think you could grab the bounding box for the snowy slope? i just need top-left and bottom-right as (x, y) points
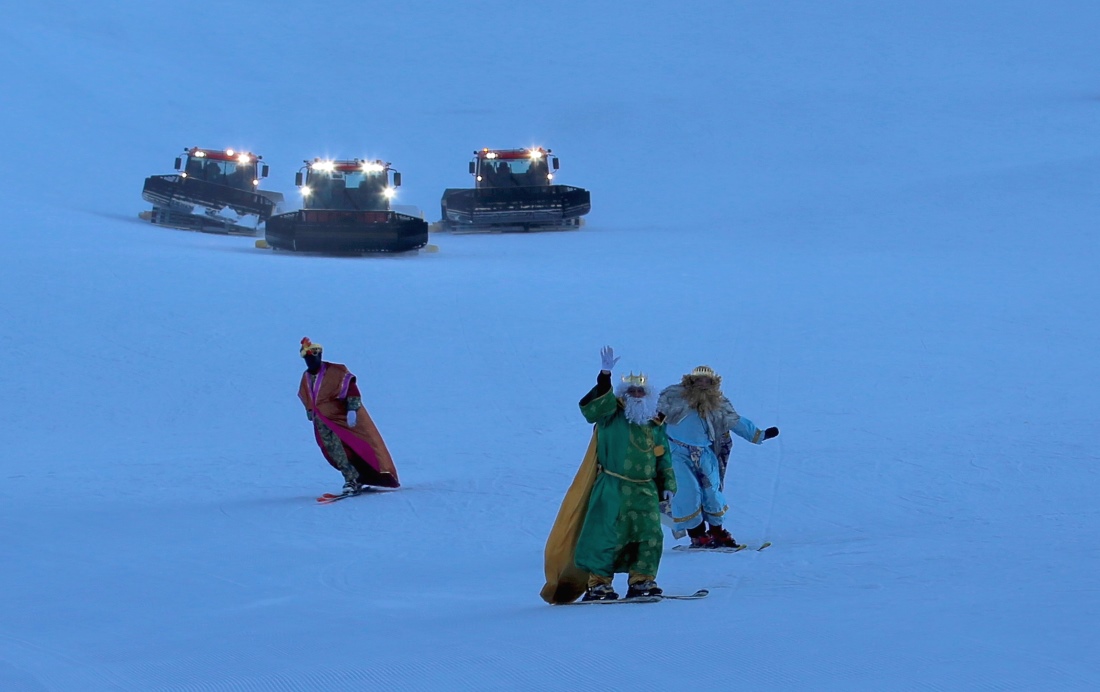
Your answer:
(2, 1), (1099, 690)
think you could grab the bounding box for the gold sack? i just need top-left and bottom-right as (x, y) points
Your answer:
(539, 428), (599, 604)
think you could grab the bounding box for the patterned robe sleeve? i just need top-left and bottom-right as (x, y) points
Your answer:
(580, 389), (618, 425)
(732, 415), (764, 444)
(345, 377), (362, 411)
(298, 374), (313, 420)
(579, 371), (618, 425)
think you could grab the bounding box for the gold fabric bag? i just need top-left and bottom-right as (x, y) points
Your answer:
(539, 428), (599, 604)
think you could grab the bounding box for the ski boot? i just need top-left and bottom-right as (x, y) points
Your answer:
(708, 525), (742, 549)
(582, 583), (619, 602)
(626, 580), (664, 599)
(690, 533), (716, 549)
(342, 480), (362, 496)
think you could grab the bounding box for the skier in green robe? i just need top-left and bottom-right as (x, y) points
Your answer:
(575, 346), (677, 601)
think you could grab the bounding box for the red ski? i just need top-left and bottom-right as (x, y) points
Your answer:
(673, 542), (772, 553)
(315, 488), (381, 504)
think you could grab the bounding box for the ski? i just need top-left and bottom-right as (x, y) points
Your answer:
(315, 488), (377, 504)
(316, 493), (352, 504)
(563, 596), (660, 606)
(673, 542), (771, 553)
(659, 588), (710, 600)
(558, 589), (709, 606)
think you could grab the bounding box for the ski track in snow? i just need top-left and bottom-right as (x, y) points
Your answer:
(0, 634), (130, 692)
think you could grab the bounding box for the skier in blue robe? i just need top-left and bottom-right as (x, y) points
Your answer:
(657, 365), (779, 548)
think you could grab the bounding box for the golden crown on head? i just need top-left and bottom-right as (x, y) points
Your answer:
(621, 372), (647, 387)
(690, 365), (716, 378)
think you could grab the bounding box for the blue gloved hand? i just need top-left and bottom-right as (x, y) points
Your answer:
(347, 409), (358, 427)
(600, 345), (620, 372)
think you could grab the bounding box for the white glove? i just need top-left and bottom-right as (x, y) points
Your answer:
(346, 409), (357, 427)
(662, 490), (674, 503)
(600, 345), (620, 372)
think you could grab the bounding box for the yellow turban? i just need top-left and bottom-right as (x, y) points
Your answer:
(300, 337), (323, 357)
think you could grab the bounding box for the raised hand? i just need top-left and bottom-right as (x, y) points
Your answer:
(600, 345), (620, 372)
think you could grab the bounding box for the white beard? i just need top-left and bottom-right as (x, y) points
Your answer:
(622, 392), (659, 425)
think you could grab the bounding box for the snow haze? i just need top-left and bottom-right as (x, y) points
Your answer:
(1, 2), (1098, 689)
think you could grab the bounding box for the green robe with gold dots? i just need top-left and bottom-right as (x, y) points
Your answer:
(574, 387), (677, 579)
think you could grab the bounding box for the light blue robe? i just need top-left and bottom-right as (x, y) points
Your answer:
(665, 409), (763, 531)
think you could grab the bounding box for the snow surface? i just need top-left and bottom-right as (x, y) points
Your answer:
(2, 1), (1099, 690)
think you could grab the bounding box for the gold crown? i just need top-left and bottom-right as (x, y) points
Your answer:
(690, 365), (716, 378)
(621, 372), (647, 387)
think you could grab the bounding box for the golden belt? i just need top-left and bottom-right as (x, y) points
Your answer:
(597, 465), (651, 484)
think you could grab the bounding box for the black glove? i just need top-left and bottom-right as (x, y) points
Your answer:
(763, 426), (779, 440)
